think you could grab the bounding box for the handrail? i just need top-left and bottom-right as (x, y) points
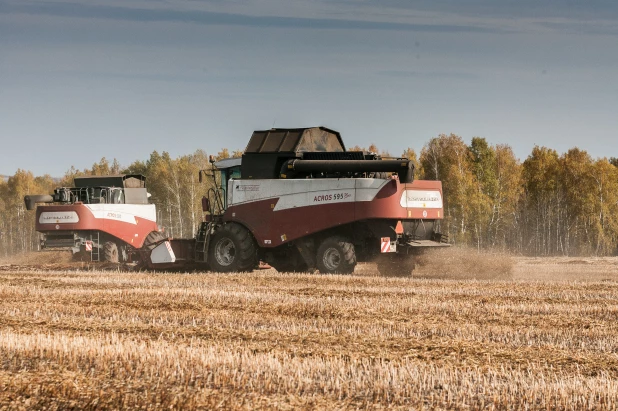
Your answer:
(207, 187), (225, 215)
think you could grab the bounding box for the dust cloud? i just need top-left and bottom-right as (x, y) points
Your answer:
(0, 251), (73, 265)
(414, 247), (513, 280)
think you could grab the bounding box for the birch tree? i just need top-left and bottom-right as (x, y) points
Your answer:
(420, 134), (476, 244)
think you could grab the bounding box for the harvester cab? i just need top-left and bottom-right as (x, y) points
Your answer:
(213, 157), (242, 211)
(198, 157), (242, 221)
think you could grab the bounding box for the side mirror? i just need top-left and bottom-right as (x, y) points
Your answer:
(198, 169), (214, 183)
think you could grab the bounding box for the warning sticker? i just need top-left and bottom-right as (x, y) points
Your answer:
(381, 237), (391, 253)
(380, 237), (397, 253)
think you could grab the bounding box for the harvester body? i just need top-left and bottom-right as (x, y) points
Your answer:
(225, 178), (443, 248)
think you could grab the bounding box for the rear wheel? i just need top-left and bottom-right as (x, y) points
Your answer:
(103, 241), (119, 263)
(208, 223), (258, 273)
(316, 236), (356, 274)
(376, 254), (415, 277)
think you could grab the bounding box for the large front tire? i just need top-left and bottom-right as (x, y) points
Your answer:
(208, 223), (258, 273)
(316, 236), (356, 274)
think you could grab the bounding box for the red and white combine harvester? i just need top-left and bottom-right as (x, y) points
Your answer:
(24, 174), (161, 263)
(26, 127), (449, 275)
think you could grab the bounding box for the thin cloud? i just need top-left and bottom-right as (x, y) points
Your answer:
(1, 2), (505, 34)
(359, 0), (618, 20)
(378, 70), (479, 80)
(537, 21), (618, 35)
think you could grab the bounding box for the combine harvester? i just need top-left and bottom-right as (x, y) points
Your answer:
(26, 127), (449, 275)
(24, 174), (162, 263)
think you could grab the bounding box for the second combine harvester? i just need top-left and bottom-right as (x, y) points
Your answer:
(145, 127), (449, 275)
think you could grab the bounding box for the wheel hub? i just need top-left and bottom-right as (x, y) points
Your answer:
(214, 238), (236, 266)
(322, 247), (341, 271)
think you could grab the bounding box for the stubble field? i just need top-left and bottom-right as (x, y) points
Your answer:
(1, 251), (618, 409)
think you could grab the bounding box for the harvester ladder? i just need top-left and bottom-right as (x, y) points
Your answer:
(90, 232), (100, 262)
(194, 222), (213, 263)
(207, 187), (225, 215)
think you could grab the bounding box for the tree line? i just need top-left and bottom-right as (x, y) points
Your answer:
(410, 135), (618, 256)
(1, 136), (617, 257)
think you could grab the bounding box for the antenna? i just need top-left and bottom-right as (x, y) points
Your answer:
(272, 119), (277, 128)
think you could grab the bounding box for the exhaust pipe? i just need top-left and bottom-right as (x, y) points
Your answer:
(24, 195), (54, 211)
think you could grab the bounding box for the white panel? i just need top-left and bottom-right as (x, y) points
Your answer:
(274, 186), (355, 211)
(39, 211), (79, 224)
(229, 178), (388, 211)
(86, 204), (157, 224)
(355, 178), (390, 201)
(400, 190), (443, 209)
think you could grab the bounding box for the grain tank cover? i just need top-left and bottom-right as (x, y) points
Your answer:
(240, 126), (414, 183)
(242, 127), (347, 179)
(245, 127), (345, 154)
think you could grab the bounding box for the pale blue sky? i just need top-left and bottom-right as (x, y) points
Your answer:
(1, 0), (617, 176)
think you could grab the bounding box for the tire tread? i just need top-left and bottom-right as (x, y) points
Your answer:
(316, 236), (356, 274)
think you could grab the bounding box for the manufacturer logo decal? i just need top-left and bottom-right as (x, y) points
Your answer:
(235, 184), (260, 192)
(39, 211), (79, 224)
(400, 190), (443, 209)
(313, 192), (352, 202)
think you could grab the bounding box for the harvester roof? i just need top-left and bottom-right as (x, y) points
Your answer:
(74, 174), (146, 189)
(214, 157), (242, 170)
